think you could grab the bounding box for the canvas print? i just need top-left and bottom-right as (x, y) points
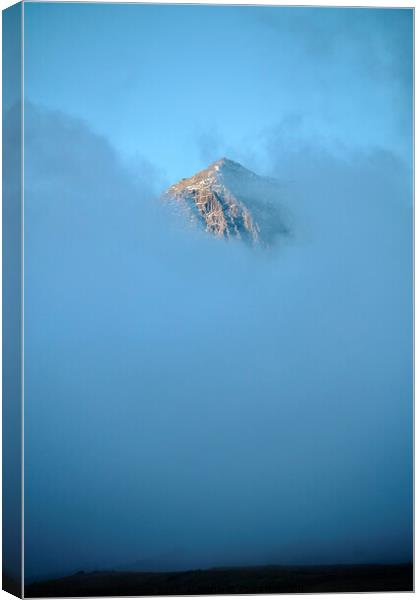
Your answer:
(2, 2), (413, 597)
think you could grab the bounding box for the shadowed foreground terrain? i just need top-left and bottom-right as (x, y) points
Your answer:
(25, 563), (413, 597)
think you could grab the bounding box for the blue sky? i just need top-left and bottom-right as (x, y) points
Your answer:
(22, 3), (413, 581)
(24, 4), (413, 182)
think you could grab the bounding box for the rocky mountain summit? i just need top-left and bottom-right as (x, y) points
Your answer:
(164, 158), (289, 245)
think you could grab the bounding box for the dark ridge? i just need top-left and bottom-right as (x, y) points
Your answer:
(25, 563), (413, 597)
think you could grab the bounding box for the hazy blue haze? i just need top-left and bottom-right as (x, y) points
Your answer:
(23, 4), (412, 580)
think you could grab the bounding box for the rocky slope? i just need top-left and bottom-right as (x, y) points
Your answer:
(163, 158), (289, 245)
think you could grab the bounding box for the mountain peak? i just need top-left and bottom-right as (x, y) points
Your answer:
(164, 159), (289, 245)
(211, 156), (240, 168)
(209, 157), (256, 177)
(212, 156), (231, 167)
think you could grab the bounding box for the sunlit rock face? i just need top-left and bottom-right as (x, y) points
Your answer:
(164, 158), (289, 245)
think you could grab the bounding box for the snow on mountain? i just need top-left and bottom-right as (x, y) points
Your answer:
(163, 158), (290, 245)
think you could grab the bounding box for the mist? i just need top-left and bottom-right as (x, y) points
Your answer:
(23, 103), (412, 581)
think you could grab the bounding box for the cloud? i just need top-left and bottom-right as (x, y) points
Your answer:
(257, 7), (412, 81)
(22, 103), (412, 580)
